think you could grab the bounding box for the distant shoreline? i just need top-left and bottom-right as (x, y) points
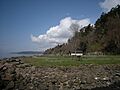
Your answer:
(0, 51), (43, 59)
(11, 51), (43, 54)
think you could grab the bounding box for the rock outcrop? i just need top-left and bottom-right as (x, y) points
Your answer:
(0, 57), (120, 90)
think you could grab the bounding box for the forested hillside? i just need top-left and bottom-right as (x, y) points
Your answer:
(44, 5), (120, 55)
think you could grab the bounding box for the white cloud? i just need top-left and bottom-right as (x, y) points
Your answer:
(99, 0), (120, 12)
(31, 17), (90, 50)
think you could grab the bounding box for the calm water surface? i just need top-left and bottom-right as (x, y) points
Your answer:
(0, 52), (40, 59)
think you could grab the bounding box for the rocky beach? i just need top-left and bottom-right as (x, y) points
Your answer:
(0, 57), (120, 90)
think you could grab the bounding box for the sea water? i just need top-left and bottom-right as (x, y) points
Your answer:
(0, 52), (40, 59)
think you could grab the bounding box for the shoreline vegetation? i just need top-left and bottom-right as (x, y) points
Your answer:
(22, 55), (120, 67)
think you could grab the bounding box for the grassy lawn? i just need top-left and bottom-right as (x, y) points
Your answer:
(22, 55), (120, 67)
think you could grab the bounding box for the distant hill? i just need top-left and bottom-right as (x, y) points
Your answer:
(44, 5), (120, 55)
(12, 51), (43, 54)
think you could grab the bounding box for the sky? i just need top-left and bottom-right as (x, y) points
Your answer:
(0, 0), (120, 52)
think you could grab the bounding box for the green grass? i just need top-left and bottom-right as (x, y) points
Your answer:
(22, 55), (120, 67)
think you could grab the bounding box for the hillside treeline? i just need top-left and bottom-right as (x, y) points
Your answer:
(44, 5), (120, 55)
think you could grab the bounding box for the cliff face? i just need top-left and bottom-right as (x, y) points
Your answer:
(44, 5), (120, 55)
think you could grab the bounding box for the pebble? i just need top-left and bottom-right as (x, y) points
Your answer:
(94, 77), (98, 80)
(103, 77), (109, 81)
